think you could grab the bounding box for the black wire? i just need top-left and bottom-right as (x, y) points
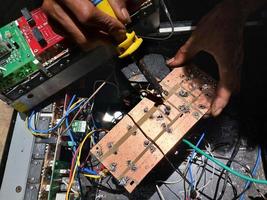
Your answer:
(196, 158), (208, 188)
(138, 0), (174, 40)
(213, 156), (256, 200)
(213, 138), (241, 200)
(191, 159), (238, 198)
(77, 171), (85, 200)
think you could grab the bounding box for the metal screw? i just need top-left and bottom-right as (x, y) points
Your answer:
(110, 162), (117, 172)
(143, 107), (149, 113)
(127, 160), (137, 171)
(178, 90), (189, 97)
(163, 90), (169, 96)
(15, 186), (22, 193)
(39, 76), (44, 81)
(34, 161), (38, 165)
(156, 114), (163, 120)
(30, 186), (34, 190)
(107, 142), (113, 149)
(19, 89), (23, 94)
(118, 177), (129, 186)
(144, 140), (150, 147)
(193, 112), (200, 119)
(96, 149), (103, 157)
(166, 127), (172, 134)
(161, 123), (167, 129)
(164, 108), (170, 116)
(178, 105), (190, 113)
(201, 84), (209, 90)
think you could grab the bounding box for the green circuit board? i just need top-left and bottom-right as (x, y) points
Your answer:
(0, 21), (38, 92)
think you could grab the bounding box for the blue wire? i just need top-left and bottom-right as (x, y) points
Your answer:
(240, 146), (262, 200)
(28, 97), (86, 133)
(188, 133), (205, 191)
(79, 167), (98, 175)
(66, 95), (77, 152)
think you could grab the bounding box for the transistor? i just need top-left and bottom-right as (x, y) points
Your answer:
(21, 8), (36, 27)
(32, 27), (47, 47)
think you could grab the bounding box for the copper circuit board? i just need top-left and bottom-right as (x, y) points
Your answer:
(90, 65), (216, 193)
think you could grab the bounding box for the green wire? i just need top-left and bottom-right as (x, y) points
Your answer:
(182, 139), (267, 185)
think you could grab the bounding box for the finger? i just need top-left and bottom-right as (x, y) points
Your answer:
(62, 0), (126, 42)
(210, 62), (236, 117)
(42, 1), (90, 48)
(211, 81), (232, 117)
(108, 0), (131, 24)
(167, 36), (200, 67)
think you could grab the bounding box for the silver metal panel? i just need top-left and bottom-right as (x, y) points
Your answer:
(0, 113), (34, 200)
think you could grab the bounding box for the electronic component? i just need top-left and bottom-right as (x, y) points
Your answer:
(91, 65), (216, 192)
(0, 21), (39, 93)
(71, 120), (87, 133)
(0, 8), (115, 112)
(17, 8), (64, 56)
(48, 161), (69, 200)
(21, 8), (36, 27)
(32, 27), (47, 47)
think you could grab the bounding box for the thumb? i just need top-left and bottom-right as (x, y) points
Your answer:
(167, 36), (200, 67)
(108, 0), (131, 24)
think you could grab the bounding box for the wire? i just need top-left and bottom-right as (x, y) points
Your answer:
(82, 174), (102, 179)
(214, 138), (241, 200)
(65, 95), (78, 152)
(61, 81), (107, 135)
(188, 133), (205, 191)
(156, 184), (166, 200)
(239, 146), (262, 200)
(66, 130), (98, 200)
(182, 139), (267, 185)
(138, 0), (174, 41)
(197, 151), (215, 192)
(27, 98), (85, 134)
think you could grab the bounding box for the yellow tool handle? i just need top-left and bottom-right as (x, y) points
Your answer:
(94, 0), (143, 58)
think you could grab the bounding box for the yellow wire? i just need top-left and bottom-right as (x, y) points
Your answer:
(26, 98), (84, 137)
(65, 130), (97, 200)
(82, 174), (102, 179)
(25, 116), (49, 137)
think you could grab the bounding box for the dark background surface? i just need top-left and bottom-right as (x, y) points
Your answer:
(1, 0), (267, 199)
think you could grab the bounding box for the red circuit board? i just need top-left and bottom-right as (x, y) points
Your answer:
(17, 8), (64, 55)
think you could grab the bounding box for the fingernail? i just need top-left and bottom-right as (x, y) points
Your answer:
(121, 8), (131, 23)
(166, 58), (175, 65)
(213, 108), (223, 116)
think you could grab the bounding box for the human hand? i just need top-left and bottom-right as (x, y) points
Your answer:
(42, 0), (131, 49)
(167, 0), (245, 117)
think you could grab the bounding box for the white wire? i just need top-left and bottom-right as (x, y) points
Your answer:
(197, 150), (215, 191)
(138, 0), (174, 40)
(156, 184), (166, 200)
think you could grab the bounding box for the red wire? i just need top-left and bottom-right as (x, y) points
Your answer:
(69, 146), (80, 180)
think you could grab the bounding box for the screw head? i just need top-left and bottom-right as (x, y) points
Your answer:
(15, 186), (22, 193)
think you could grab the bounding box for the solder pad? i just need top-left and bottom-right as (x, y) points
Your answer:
(90, 65), (216, 193)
